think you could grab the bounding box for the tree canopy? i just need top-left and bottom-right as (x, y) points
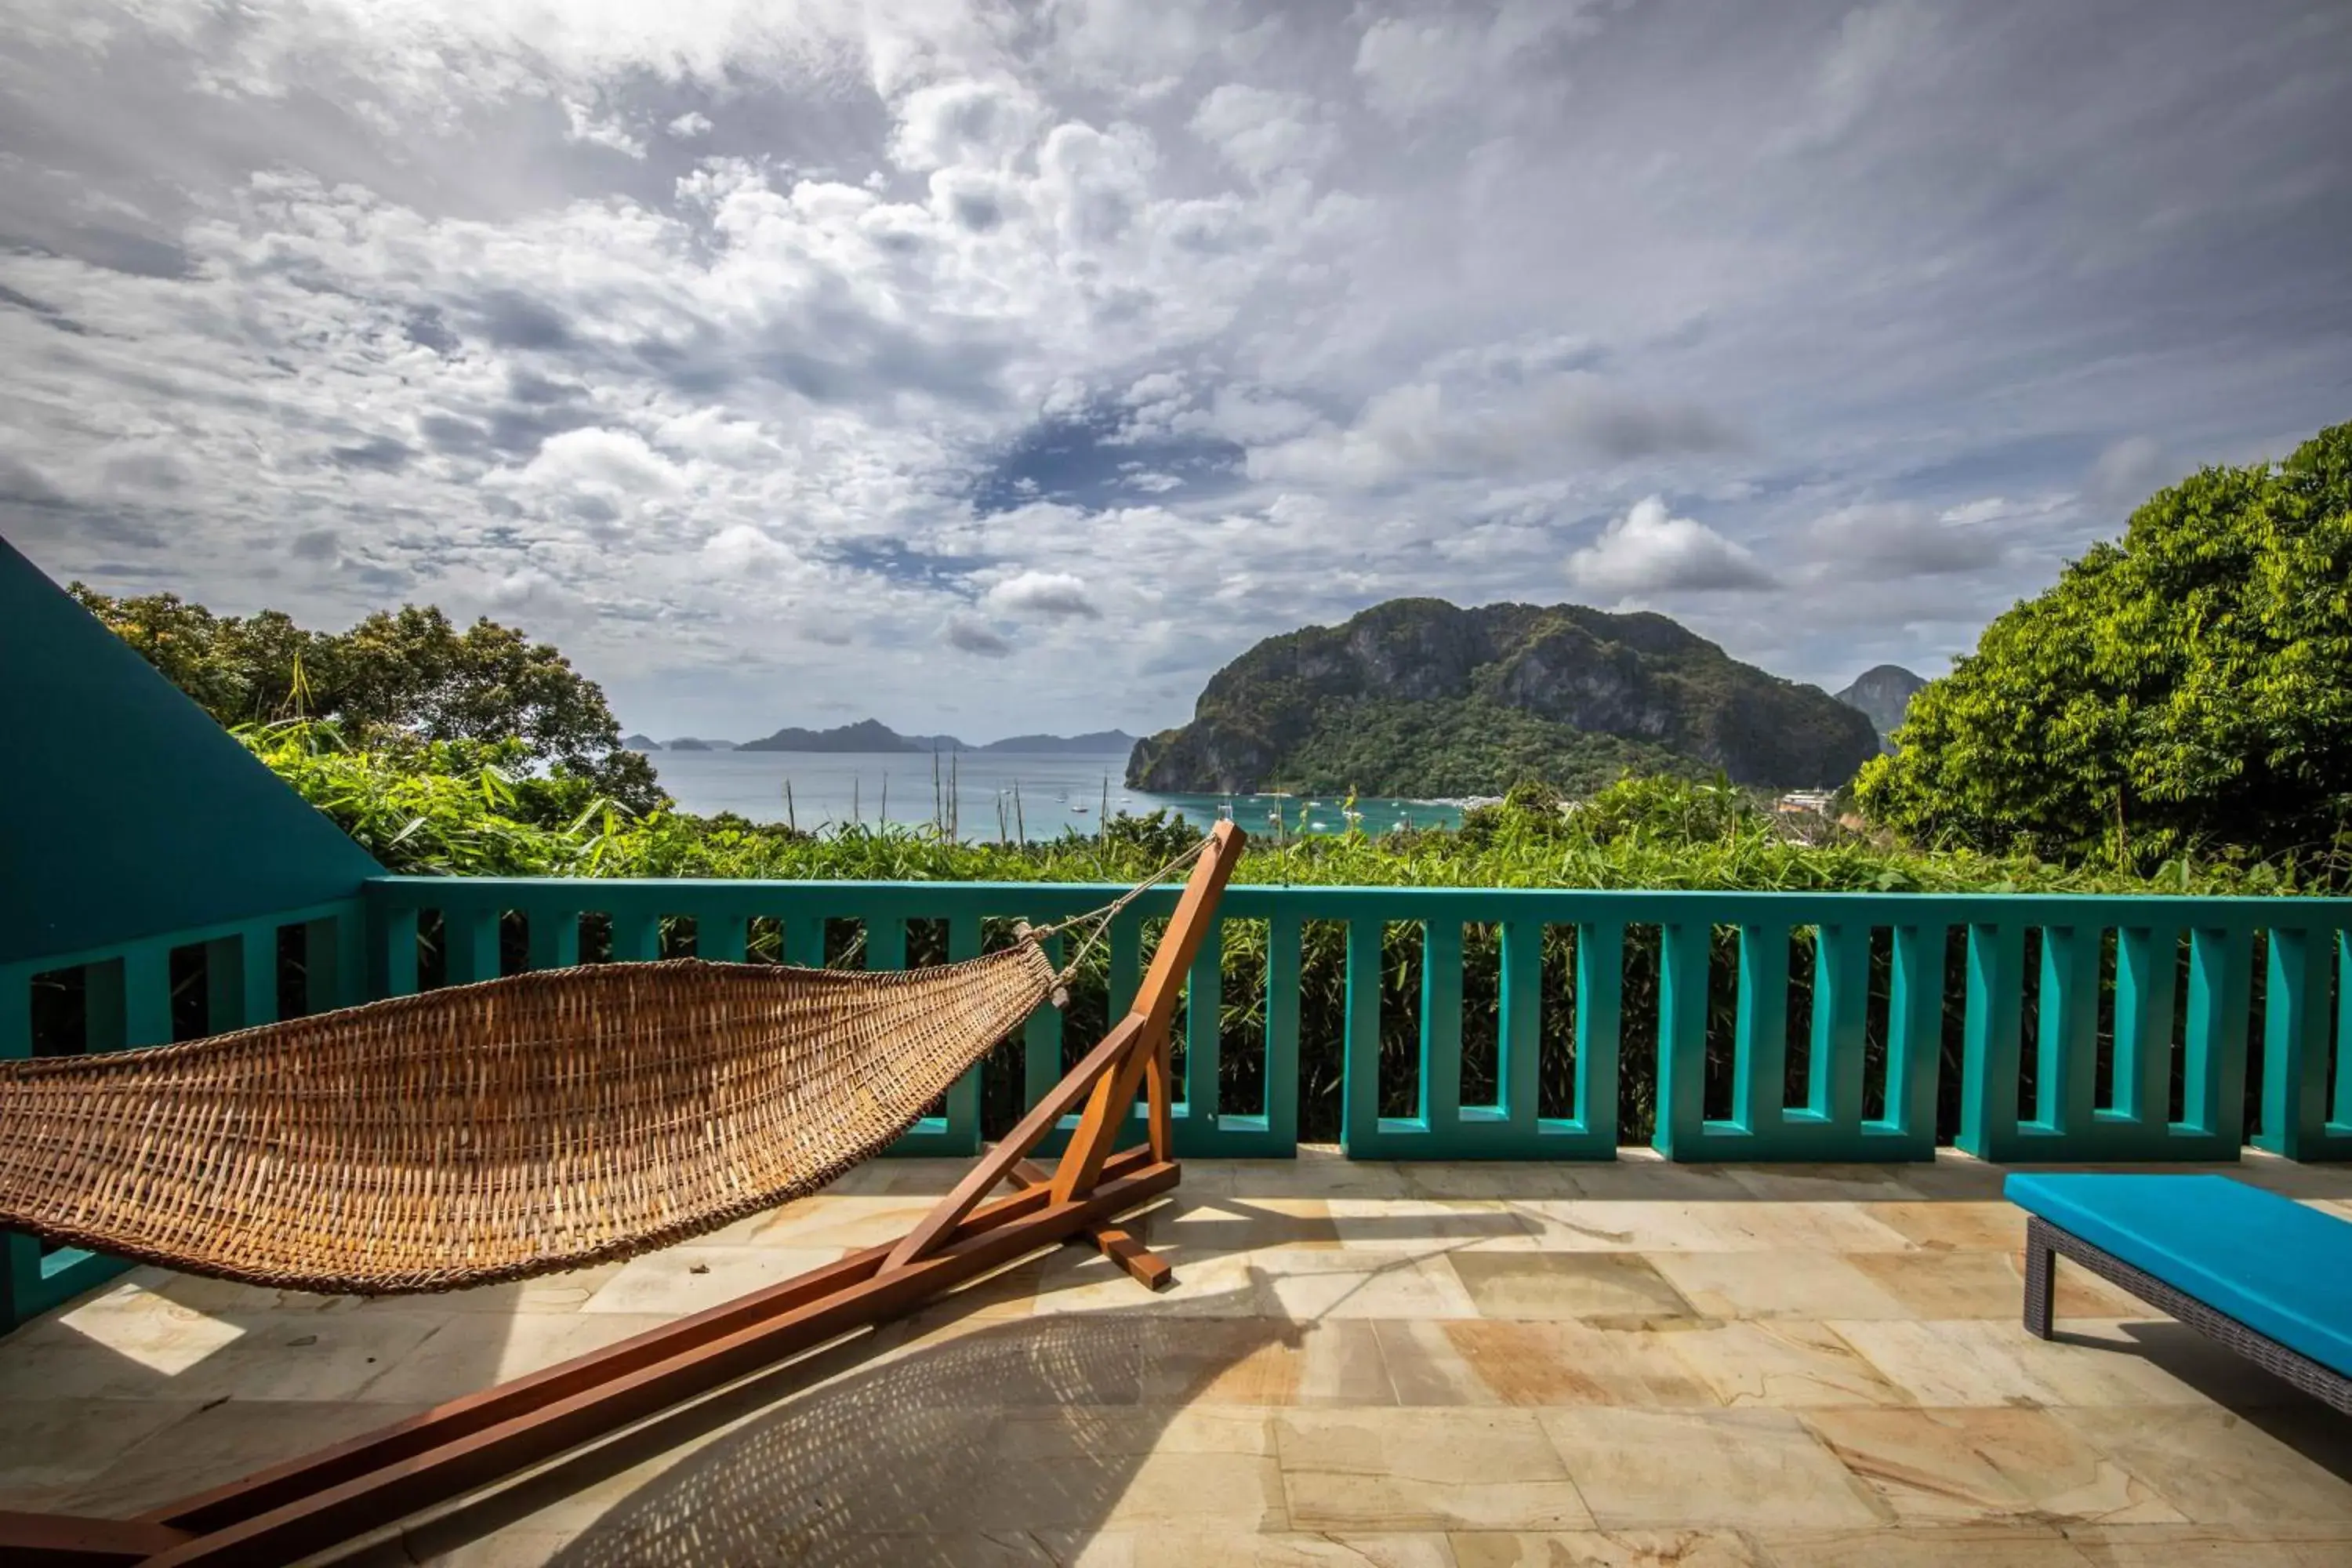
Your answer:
(1857, 421), (2352, 866)
(69, 589), (668, 817)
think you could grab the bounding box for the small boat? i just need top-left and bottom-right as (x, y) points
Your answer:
(1071, 803), (1090, 814)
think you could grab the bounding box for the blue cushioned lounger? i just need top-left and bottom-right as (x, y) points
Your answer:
(2006, 1172), (2352, 1412)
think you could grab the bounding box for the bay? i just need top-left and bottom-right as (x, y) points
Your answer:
(642, 748), (1468, 840)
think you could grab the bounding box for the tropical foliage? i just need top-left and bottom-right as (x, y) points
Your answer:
(1857, 422), (2352, 867)
(1272, 695), (1703, 797)
(238, 722), (2316, 1145)
(70, 588), (666, 814)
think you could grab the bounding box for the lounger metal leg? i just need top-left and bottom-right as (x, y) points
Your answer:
(2023, 1216), (2056, 1338)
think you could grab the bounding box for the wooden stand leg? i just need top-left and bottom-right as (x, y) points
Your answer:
(1010, 1161), (1176, 1290)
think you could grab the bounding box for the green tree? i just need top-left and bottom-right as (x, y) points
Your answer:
(71, 588), (668, 816)
(1856, 421), (2352, 865)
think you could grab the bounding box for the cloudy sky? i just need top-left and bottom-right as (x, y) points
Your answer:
(4, 1), (2348, 742)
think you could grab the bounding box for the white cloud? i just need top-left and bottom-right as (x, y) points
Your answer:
(1189, 84), (1338, 183)
(943, 612), (1014, 656)
(1566, 497), (1775, 595)
(1801, 500), (2008, 579)
(521, 429), (688, 495)
(1249, 377), (1740, 488)
(1354, 1), (1607, 122)
(561, 98), (648, 158)
(3, 1), (2343, 739)
(985, 570), (1102, 619)
(888, 78), (1047, 173)
(1043, 0), (1226, 101)
(701, 523), (797, 575)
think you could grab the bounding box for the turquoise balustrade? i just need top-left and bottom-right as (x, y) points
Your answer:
(7, 880), (2350, 1332)
(0, 900), (368, 1326)
(361, 880), (2352, 1165)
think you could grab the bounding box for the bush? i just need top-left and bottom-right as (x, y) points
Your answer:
(1857, 422), (2352, 870)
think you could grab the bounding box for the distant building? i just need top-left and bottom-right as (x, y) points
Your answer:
(1775, 789), (1837, 815)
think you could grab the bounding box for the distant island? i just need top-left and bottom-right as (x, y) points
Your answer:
(739, 720), (931, 753)
(662, 737), (737, 752)
(1834, 665), (1927, 750)
(732, 720), (1135, 754)
(975, 730), (1137, 755)
(1127, 597), (1882, 797)
(622, 734), (660, 751)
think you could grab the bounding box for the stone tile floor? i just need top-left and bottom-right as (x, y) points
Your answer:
(3, 1148), (2350, 1566)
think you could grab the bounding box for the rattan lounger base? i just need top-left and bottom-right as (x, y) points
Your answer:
(2024, 1214), (2352, 1414)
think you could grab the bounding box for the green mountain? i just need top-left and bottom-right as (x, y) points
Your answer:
(1127, 598), (1882, 796)
(1834, 664), (1927, 744)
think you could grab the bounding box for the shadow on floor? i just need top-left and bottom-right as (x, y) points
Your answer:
(383, 1275), (1286, 1568)
(2060, 1318), (2352, 1482)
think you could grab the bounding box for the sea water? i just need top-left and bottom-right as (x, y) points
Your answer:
(643, 749), (1468, 840)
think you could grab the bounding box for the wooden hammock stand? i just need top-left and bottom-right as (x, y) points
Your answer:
(2, 822), (1244, 1568)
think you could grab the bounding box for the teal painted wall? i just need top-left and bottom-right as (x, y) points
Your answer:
(0, 536), (383, 966)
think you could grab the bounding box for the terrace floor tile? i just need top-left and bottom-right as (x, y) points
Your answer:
(2, 1154), (2345, 1566)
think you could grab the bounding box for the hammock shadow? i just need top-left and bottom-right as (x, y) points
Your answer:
(396, 1273), (1290, 1567)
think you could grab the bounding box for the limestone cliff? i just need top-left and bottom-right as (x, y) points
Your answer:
(1127, 599), (1882, 795)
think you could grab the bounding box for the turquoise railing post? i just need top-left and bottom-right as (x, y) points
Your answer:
(372, 902), (419, 1001)
(1650, 921), (1711, 1160)
(1174, 918), (1223, 1154)
(2256, 926), (2351, 1160)
(934, 913), (985, 1155)
(1733, 924), (1788, 1140)
(1022, 930), (1068, 1156)
(2179, 926), (2250, 1152)
(525, 908), (580, 971)
(2111, 924), (2180, 1137)
(697, 908), (750, 964)
(2034, 927), (2100, 1137)
(609, 909), (662, 963)
(1882, 924), (1944, 1151)
(1339, 916), (1386, 1155)
(2336, 931), (2352, 1134)
(294, 907), (364, 1011)
(1496, 919), (1541, 1132)
(78, 955), (126, 1054)
(445, 908), (502, 985)
(122, 942), (173, 1047)
(202, 935), (241, 1034)
(1568, 921), (1622, 1153)
(1807, 922), (1870, 1131)
(1957, 922), (2025, 1161)
(1108, 915), (1142, 1018)
(780, 914), (823, 968)
(241, 924), (280, 1029)
(1259, 912), (1302, 1157)
(1421, 919), (1463, 1134)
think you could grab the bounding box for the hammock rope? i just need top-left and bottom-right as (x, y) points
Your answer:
(1019, 830), (1216, 1003)
(0, 833), (1224, 1297)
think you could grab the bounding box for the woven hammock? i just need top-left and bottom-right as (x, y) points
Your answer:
(0, 943), (1057, 1296)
